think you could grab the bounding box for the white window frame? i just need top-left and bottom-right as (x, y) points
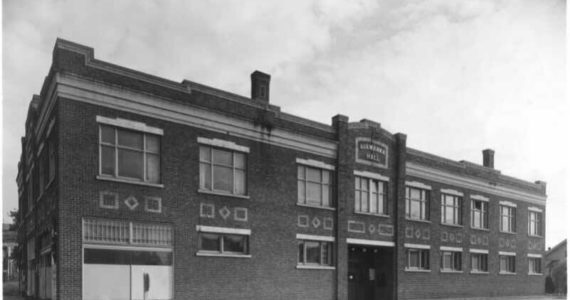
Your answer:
(528, 256), (542, 275)
(199, 143), (248, 197)
(528, 210), (542, 237)
(296, 234), (335, 269)
(470, 198), (489, 230)
(297, 163), (333, 209)
(405, 186), (430, 221)
(499, 253), (516, 274)
(441, 193), (462, 226)
(196, 226), (251, 258)
(354, 175), (388, 216)
(500, 205), (516, 233)
(440, 249), (462, 272)
(405, 244), (430, 272)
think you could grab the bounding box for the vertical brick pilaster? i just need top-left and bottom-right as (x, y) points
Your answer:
(393, 133), (407, 300)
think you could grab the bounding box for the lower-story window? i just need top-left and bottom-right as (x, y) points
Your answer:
(470, 253), (488, 272)
(297, 240), (333, 267)
(528, 257), (542, 274)
(196, 225), (251, 257)
(441, 250), (462, 272)
(406, 247), (430, 271)
(499, 254), (516, 274)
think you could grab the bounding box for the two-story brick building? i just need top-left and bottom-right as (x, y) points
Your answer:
(17, 39), (547, 300)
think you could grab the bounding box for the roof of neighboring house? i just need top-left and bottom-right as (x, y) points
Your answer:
(546, 239), (567, 258)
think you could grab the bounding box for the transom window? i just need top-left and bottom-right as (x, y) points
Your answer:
(471, 200), (488, 229)
(199, 146), (247, 195)
(406, 248), (430, 270)
(199, 233), (249, 255)
(355, 176), (387, 215)
(405, 187), (429, 220)
(500, 206), (516, 233)
(441, 194), (462, 225)
(297, 165), (332, 207)
(471, 253), (488, 272)
(528, 211), (542, 236)
(441, 251), (462, 271)
(99, 125), (161, 183)
(499, 255), (516, 274)
(297, 240), (333, 267)
(528, 257), (542, 274)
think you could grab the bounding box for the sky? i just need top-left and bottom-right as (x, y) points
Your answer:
(2, 0), (567, 248)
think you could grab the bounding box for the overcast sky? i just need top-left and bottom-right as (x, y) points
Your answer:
(2, 0), (566, 248)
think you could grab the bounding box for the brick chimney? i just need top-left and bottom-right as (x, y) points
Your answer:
(251, 71), (270, 102)
(482, 149), (494, 168)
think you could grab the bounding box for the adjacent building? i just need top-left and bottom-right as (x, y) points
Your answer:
(17, 39), (547, 300)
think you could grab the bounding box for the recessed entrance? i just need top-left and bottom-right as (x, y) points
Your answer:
(348, 245), (394, 300)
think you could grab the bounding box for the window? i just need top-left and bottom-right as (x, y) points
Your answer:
(471, 199), (488, 229)
(355, 176), (387, 215)
(405, 187), (429, 220)
(298, 240), (333, 267)
(297, 165), (332, 207)
(200, 146), (247, 195)
(441, 251), (462, 271)
(528, 211), (542, 236)
(199, 233), (249, 255)
(48, 139), (56, 182)
(470, 253), (488, 272)
(406, 248), (430, 270)
(499, 255), (516, 274)
(500, 205), (516, 233)
(528, 257), (542, 274)
(99, 125), (161, 183)
(83, 218), (173, 246)
(441, 194), (462, 225)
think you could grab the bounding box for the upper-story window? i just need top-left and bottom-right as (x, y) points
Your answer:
(405, 185), (430, 221)
(500, 204), (516, 233)
(355, 176), (387, 215)
(99, 125), (161, 184)
(199, 146), (247, 195)
(441, 192), (462, 226)
(471, 197), (489, 230)
(297, 160), (333, 208)
(528, 210), (542, 236)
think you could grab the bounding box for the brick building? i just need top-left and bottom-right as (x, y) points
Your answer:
(17, 39), (547, 300)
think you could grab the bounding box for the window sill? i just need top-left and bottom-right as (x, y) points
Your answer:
(499, 231), (517, 235)
(296, 265), (335, 270)
(528, 273), (543, 276)
(354, 212), (390, 218)
(499, 272), (517, 275)
(470, 271), (489, 275)
(528, 234), (543, 238)
(96, 176), (164, 188)
(440, 223), (463, 228)
(404, 268), (431, 273)
(405, 218), (431, 224)
(296, 203), (336, 211)
(470, 227), (490, 232)
(196, 251), (251, 258)
(440, 270), (463, 274)
(197, 189), (250, 199)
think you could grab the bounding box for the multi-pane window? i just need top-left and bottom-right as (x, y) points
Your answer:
(441, 251), (462, 271)
(297, 240), (333, 267)
(406, 248), (430, 270)
(200, 146), (247, 195)
(500, 205), (516, 233)
(355, 176), (387, 215)
(499, 255), (516, 273)
(441, 194), (462, 225)
(528, 211), (542, 236)
(470, 253), (488, 272)
(405, 187), (429, 220)
(83, 218), (173, 247)
(99, 125), (161, 183)
(199, 233), (249, 255)
(528, 257), (542, 274)
(297, 165), (332, 207)
(471, 200), (488, 229)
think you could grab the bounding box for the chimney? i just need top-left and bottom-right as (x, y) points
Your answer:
(251, 71), (270, 102)
(482, 149), (494, 168)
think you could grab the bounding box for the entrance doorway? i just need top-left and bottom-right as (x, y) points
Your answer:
(348, 245), (394, 300)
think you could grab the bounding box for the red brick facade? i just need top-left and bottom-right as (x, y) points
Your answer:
(17, 39), (547, 300)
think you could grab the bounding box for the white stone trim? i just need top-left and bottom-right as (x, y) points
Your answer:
(405, 181), (432, 190)
(404, 243), (431, 249)
(296, 158), (335, 171)
(528, 206), (543, 213)
(347, 238), (394, 247)
(440, 189), (463, 197)
(196, 225), (251, 235)
(195, 252), (252, 258)
(499, 251), (516, 256)
(353, 170), (390, 182)
(96, 115), (163, 135)
(527, 253), (542, 258)
(470, 194), (489, 202)
(296, 234), (335, 242)
(296, 265), (336, 270)
(197, 137), (250, 153)
(406, 162), (546, 204)
(499, 201), (517, 208)
(83, 244), (172, 252)
(440, 246), (463, 252)
(469, 248), (489, 254)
